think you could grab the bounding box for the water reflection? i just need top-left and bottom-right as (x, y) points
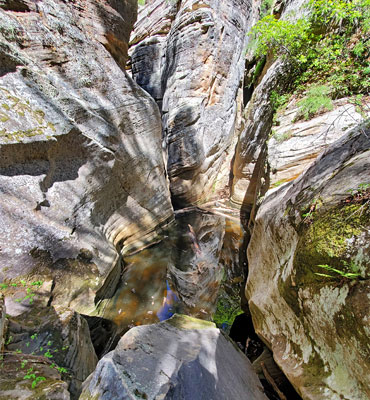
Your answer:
(169, 211), (225, 319)
(99, 209), (242, 335)
(157, 280), (180, 321)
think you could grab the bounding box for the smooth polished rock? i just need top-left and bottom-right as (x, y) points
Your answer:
(0, 0), (173, 313)
(130, 0), (256, 207)
(80, 314), (268, 400)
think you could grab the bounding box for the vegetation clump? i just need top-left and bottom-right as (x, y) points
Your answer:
(315, 262), (362, 280)
(295, 85), (333, 120)
(250, 0), (370, 118)
(0, 280), (71, 390)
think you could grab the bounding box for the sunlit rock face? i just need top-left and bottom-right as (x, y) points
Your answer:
(231, 60), (288, 208)
(0, 0), (173, 313)
(247, 127), (370, 399)
(80, 314), (268, 400)
(230, 0), (306, 209)
(268, 96), (370, 188)
(130, 0), (256, 207)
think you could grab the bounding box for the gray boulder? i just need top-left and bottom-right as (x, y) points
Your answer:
(80, 314), (268, 400)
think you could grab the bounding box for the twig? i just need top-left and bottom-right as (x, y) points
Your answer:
(261, 361), (287, 400)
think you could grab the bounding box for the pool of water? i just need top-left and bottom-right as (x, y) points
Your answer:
(98, 208), (244, 336)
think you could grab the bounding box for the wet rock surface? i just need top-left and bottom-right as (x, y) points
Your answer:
(247, 127), (370, 399)
(96, 210), (229, 336)
(80, 314), (268, 400)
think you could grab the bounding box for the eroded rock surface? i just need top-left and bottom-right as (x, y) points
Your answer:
(0, 353), (70, 400)
(268, 96), (370, 187)
(80, 314), (268, 400)
(231, 60), (288, 208)
(6, 305), (97, 398)
(0, 0), (173, 313)
(130, 0), (255, 207)
(247, 126), (370, 399)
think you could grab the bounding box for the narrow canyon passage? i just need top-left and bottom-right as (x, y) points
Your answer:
(0, 0), (369, 399)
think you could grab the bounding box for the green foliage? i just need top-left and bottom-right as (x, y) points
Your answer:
(309, 0), (370, 30)
(272, 131), (293, 143)
(138, 0), (145, 5)
(260, 0), (274, 18)
(272, 179), (288, 188)
(270, 90), (291, 112)
(23, 368), (46, 389)
(315, 262), (361, 279)
(0, 280), (43, 305)
(347, 182), (370, 196)
(249, 15), (311, 59)
(296, 85), (333, 120)
(250, 0), (370, 100)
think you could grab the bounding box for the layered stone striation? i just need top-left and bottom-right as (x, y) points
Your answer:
(0, 0), (173, 313)
(130, 0), (254, 207)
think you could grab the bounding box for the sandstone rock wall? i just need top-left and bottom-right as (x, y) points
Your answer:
(231, 60), (289, 208)
(130, 0), (256, 207)
(0, 0), (173, 314)
(268, 96), (370, 187)
(247, 126), (370, 399)
(0, 294), (5, 350)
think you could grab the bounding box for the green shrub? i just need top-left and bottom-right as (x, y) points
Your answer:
(249, 15), (311, 59)
(273, 130), (293, 143)
(249, 0), (370, 100)
(260, 0), (274, 18)
(296, 85), (333, 120)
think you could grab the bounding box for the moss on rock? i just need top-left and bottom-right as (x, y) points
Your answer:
(294, 201), (369, 285)
(166, 314), (215, 330)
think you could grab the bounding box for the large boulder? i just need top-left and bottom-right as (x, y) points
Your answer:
(130, 0), (257, 207)
(246, 126), (370, 399)
(80, 314), (268, 400)
(0, 0), (173, 314)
